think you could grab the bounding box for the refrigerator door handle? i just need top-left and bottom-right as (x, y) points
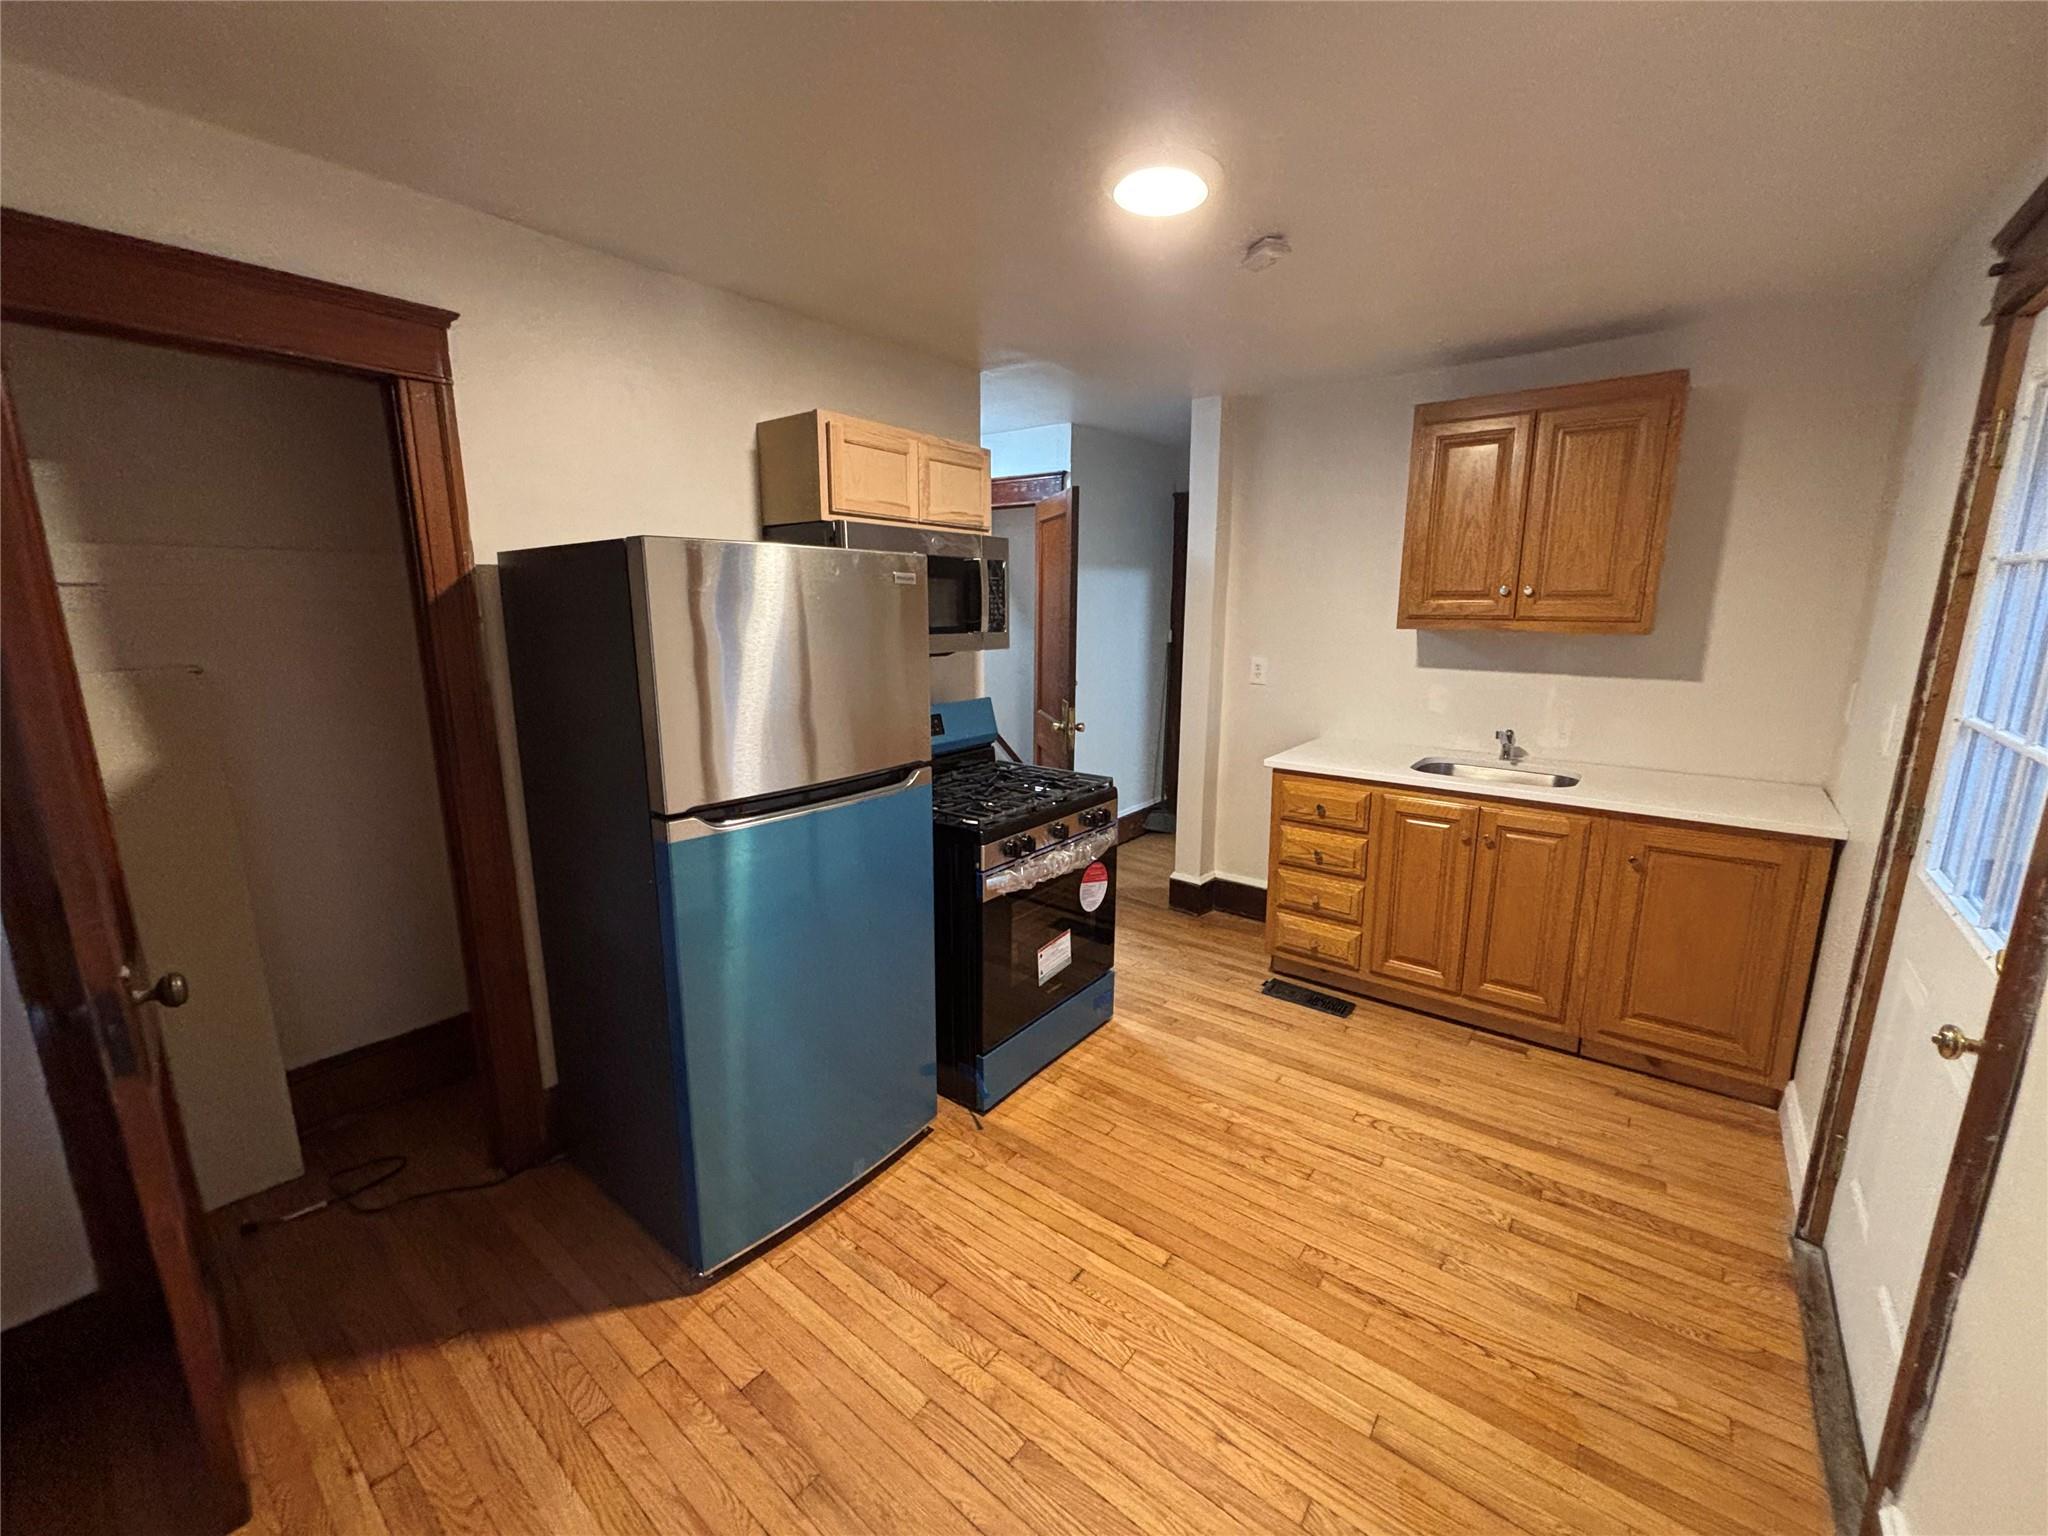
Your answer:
(662, 766), (931, 843)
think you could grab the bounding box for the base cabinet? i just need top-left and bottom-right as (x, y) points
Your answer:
(1264, 770), (1831, 1103)
(1581, 822), (1830, 1095)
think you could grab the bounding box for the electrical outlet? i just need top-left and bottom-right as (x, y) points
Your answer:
(1249, 656), (1269, 686)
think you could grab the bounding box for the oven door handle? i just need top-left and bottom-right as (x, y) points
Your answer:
(981, 825), (1117, 902)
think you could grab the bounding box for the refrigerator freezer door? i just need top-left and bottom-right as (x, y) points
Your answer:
(655, 773), (937, 1272)
(629, 537), (930, 815)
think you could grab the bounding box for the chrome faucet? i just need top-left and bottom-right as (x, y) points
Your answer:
(1495, 728), (1525, 764)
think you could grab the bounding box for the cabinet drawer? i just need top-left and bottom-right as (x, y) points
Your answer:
(1276, 823), (1368, 878)
(1275, 775), (1371, 831)
(1271, 868), (1366, 926)
(1272, 911), (1364, 972)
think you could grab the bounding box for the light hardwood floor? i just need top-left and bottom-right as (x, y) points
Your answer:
(73, 834), (1837, 1534)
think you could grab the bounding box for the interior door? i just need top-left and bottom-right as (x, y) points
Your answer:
(1033, 488), (1080, 769)
(1397, 413), (1529, 623)
(0, 382), (247, 1530)
(1827, 344), (2048, 1455)
(1514, 393), (1674, 625)
(1367, 792), (1478, 993)
(1461, 804), (1590, 1036)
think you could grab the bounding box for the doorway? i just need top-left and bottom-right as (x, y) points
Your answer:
(3, 325), (476, 1213)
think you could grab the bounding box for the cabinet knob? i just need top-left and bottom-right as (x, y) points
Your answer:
(1523, 585), (1535, 597)
(1315, 803), (1326, 817)
(1628, 854), (1644, 872)
(1310, 896), (1322, 909)
(1496, 584), (1510, 597)
(1483, 834), (1495, 849)
(1312, 850), (1324, 864)
(1931, 1024), (1986, 1060)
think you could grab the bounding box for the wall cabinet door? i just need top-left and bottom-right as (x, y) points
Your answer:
(1461, 805), (1590, 1027)
(825, 418), (918, 521)
(1367, 792), (1478, 993)
(1397, 413), (1530, 623)
(1583, 822), (1824, 1086)
(919, 439), (991, 529)
(1514, 392), (1677, 626)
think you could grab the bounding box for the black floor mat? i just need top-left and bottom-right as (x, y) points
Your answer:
(1260, 978), (1356, 1018)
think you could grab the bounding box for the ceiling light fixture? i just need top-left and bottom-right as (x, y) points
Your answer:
(1111, 164), (1210, 217)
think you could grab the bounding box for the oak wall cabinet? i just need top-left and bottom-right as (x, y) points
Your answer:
(1397, 370), (1688, 633)
(757, 410), (993, 533)
(1263, 769), (1830, 1103)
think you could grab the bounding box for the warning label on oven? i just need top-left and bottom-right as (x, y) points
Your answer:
(1079, 861), (1110, 913)
(1037, 930), (1073, 986)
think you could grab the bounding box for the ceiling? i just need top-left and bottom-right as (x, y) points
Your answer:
(6, 4), (2044, 443)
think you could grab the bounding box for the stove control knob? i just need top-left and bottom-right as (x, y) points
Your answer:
(1002, 835), (1033, 858)
(1085, 807), (1111, 828)
(1048, 822), (1070, 841)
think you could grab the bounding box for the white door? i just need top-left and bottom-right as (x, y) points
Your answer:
(1828, 344), (2048, 1454)
(79, 667), (304, 1208)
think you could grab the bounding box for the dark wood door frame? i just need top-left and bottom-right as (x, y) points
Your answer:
(1032, 488), (1080, 770)
(1776, 177), (2048, 1530)
(992, 470), (1068, 508)
(0, 209), (548, 1174)
(1160, 491), (1190, 816)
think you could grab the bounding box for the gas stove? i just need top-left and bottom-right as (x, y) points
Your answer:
(932, 759), (1117, 867)
(926, 698), (1119, 1112)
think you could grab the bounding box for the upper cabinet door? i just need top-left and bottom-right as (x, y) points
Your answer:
(1397, 412), (1530, 624)
(1461, 805), (1590, 1035)
(1515, 387), (1681, 627)
(919, 439), (991, 530)
(825, 418), (918, 521)
(1367, 791), (1479, 993)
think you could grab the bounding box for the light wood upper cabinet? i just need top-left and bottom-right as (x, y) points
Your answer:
(1367, 792), (1478, 994)
(1582, 821), (1830, 1093)
(757, 410), (992, 532)
(1398, 414), (1530, 622)
(919, 438), (992, 528)
(1397, 371), (1687, 634)
(826, 418), (918, 521)
(1461, 805), (1591, 1026)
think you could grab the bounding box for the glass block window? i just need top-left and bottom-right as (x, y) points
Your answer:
(1929, 362), (2048, 948)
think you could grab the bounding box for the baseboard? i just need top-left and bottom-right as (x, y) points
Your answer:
(287, 1013), (474, 1132)
(1790, 1236), (1869, 1536)
(1167, 873), (1267, 921)
(1781, 1077), (1812, 1210)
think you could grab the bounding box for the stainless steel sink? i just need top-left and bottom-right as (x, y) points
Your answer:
(1411, 756), (1581, 789)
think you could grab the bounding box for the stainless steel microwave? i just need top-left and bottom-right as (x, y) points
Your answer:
(763, 522), (1009, 654)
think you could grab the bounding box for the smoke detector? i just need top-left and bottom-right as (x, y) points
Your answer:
(1240, 234), (1292, 273)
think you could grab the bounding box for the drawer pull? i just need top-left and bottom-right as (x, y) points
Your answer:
(1310, 896), (1322, 910)
(1312, 850), (1324, 864)
(1315, 803), (1326, 817)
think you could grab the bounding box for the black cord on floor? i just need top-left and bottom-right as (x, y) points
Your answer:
(237, 1152), (565, 1236)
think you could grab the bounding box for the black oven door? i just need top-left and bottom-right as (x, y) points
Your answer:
(925, 554), (985, 644)
(979, 845), (1115, 1054)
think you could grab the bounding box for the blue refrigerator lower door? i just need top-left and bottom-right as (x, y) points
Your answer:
(655, 773), (938, 1273)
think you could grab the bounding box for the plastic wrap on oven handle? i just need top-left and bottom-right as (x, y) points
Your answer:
(981, 825), (1119, 899)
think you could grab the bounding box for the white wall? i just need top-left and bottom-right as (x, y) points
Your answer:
(1, 62), (982, 1089)
(987, 502), (1040, 754)
(1070, 425), (1185, 809)
(1, 938), (99, 1329)
(1788, 146), (2048, 1157)
(1203, 295), (1914, 883)
(6, 325), (468, 1071)
(984, 424), (1071, 479)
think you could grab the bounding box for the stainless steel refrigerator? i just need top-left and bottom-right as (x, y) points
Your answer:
(500, 536), (937, 1274)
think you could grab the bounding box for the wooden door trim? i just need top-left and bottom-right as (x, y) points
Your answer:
(1033, 488), (1080, 769)
(0, 209), (547, 1172)
(1161, 491), (1189, 814)
(1797, 181), (2048, 1246)
(992, 470), (1068, 508)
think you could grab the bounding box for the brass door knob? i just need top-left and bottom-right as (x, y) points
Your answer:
(129, 970), (189, 1009)
(1930, 1025), (1984, 1061)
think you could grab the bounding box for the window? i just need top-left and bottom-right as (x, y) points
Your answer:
(1929, 363), (2048, 948)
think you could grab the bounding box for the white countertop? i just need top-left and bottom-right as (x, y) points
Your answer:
(1263, 737), (1847, 841)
